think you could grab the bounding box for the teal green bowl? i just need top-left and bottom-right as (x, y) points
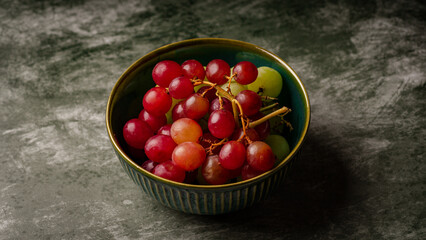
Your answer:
(106, 38), (310, 215)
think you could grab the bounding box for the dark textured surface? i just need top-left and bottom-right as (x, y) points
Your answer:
(1, 0), (425, 239)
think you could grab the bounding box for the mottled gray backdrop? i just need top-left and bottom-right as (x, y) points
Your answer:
(1, 0), (425, 239)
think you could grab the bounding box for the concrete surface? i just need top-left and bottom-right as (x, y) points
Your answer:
(1, 0), (425, 239)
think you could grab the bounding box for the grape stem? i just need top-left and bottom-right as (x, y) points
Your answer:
(260, 102), (279, 112)
(225, 73), (237, 94)
(191, 78), (291, 130)
(192, 79), (239, 126)
(261, 96), (278, 101)
(248, 106), (291, 128)
(207, 138), (227, 155)
(200, 85), (215, 98)
(232, 99), (251, 144)
(191, 79), (234, 100)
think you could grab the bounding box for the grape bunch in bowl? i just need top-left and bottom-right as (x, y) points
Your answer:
(106, 38), (310, 214)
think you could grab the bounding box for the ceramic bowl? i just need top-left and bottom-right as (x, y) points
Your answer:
(106, 38), (310, 215)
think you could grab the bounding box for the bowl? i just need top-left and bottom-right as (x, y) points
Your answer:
(106, 38), (310, 215)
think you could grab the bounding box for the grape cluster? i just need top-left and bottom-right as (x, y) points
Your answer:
(123, 59), (291, 185)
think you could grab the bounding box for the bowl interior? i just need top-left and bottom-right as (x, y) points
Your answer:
(107, 38), (310, 181)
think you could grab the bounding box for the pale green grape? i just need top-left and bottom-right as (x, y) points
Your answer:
(247, 66), (283, 98)
(264, 134), (290, 163)
(220, 82), (247, 96)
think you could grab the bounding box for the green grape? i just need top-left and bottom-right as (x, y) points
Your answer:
(166, 98), (181, 124)
(264, 134), (290, 163)
(220, 82), (247, 96)
(247, 66), (283, 98)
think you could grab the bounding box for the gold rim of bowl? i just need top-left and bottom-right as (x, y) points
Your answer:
(106, 37), (311, 189)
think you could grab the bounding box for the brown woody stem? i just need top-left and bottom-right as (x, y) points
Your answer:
(260, 102), (279, 112)
(191, 79), (291, 131)
(232, 99), (249, 142)
(248, 106), (291, 128)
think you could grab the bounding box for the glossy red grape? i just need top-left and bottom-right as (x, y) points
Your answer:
(152, 60), (183, 88)
(209, 97), (233, 114)
(168, 76), (194, 99)
(123, 118), (154, 149)
(219, 141), (246, 170)
(144, 135), (177, 163)
(241, 164), (264, 180)
(138, 109), (167, 132)
(233, 61), (258, 85)
(141, 159), (158, 172)
(250, 112), (270, 140)
(197, 86), (217, 102)
(170, 118), (203, 144)
(246, 141), (275, 171)
(171, 101), (187, 121)
(181, 59), (205, 80)
(183, 93), (209, 120)
(202, 155), (230, 185)
(143, 87), (172, 117)
(153, 161), (186, 183)
(205, 59), (230, 85)
(235, 90), (262, 116)
(172, 142), (206, 171)
(157, 124), (172, 136)
(208, 109), (235, 139)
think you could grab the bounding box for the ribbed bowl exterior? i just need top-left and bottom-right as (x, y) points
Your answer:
(116, 149), (299, 215)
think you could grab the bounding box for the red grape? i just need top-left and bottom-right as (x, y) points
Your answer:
(206, 59), (230, 85)
(170, 118), (203, 144)
(202, 155), (230, 185)
(138, 109), (167, 132)
(246, 141), (275, 171)
(142, 87), (172, 117)
(209, 97), (233, 114)
(197, 86), (217, 102)
(183, 93), (209, 120)
(153, 161), (186, 183)
(233, 61), (258, 85)
(123, 118), (154, 149)
(235, 90), (261, 117)
(241, 164), (264, 180)
(171, 101), (187, 121)
(152, 60), (183, 87)
(181, 59), (205, 80)
(141, 159), (158, 172)
(172, 142), (206, 171)
(144, 135), (177, 163)
(168, 76), (194, 99)
(208, 109), (235, 138)
(219, 141), (246, 170)
(208, 109), (235, 139)
(157, 124), (172, 136)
